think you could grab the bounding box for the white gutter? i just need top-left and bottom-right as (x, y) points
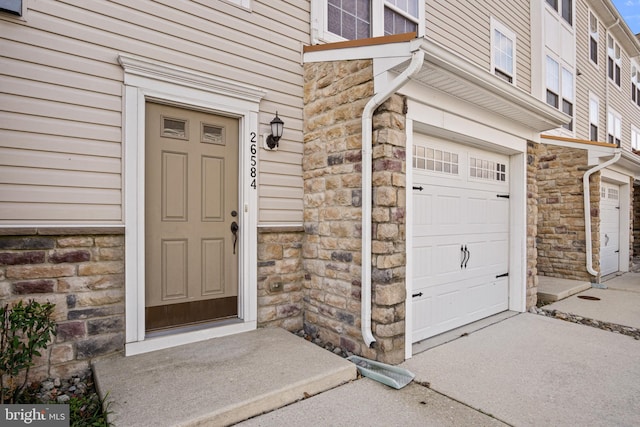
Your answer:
(361, 49), (425, 347)
(583, 150), (621, 277)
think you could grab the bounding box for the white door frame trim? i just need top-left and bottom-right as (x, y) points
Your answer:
(119, 54), (265, 355)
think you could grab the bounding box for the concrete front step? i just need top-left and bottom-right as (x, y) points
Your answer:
(537, 276), (592, 303)
(92, 328), (357, 426)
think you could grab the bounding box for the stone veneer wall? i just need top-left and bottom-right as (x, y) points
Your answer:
(0, 231), (125, 381)
(526, 141), (540, 308)
(536, 144), (599, 282)
(302, 58), (407, 364)
(256, 228), (304, 331)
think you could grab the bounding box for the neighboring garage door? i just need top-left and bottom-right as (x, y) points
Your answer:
(600, 182), (620, 276)
(411, 136), (510, 342)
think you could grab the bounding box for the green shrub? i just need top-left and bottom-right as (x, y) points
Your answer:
(0, 299), (57, 403)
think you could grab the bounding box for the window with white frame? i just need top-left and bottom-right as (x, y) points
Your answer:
(632, 126), (640, 150)
(561, 67), (574, 130)
(317, 0), (422, 43)
(546, 56), (560, 108)
(491, 18), (516, 84)
(546, 56), (574, 130)
(589, 93), (599, 141)
(608, 34), (621, 86)
(546, 0), (573, 25)
(589, 11), (598, 65)
(632, 62), (640, 107)
(607, 108), (621, 146)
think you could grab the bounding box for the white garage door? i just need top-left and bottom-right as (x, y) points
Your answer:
(600, 182), (620, 276)
(412, 137), (510, 342)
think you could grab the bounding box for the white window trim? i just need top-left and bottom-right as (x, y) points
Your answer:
(607, 107), (622, 146)
(589, 10), (599, 68)
(632, 125), (640, 150)
(119, 54), (264, 355)
(221, 0), (251, 9)
(589, 92), (599, 141)
(310, 0), (425, 44)
(490, 17), (517, 85)
(607, 33), (622, 89)
(631, 60), (640, 107)
(545, 53), (575, 135)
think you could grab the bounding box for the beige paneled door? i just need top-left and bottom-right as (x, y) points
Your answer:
(145, 103), (239, 332)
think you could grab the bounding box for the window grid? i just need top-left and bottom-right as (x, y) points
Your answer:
(493, 27), (514, 83)
(608, 188), (619, 201)
(608, 35), (621, 86)
(632, 127), (640, 151)
(607, 109), (621, 146)
(413, 145), (459, 175)
(632, 63), (640, 107)
(589, 94), (599, 141)
(470, 158), (507, 182)
(327, 0), (371, 41)
(589, 11), (598, 65)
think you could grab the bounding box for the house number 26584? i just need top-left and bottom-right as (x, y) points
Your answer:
(250, 132), (257, 189)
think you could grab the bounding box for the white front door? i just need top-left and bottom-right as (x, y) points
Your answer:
(411, 136), (510, 342)
(600, 182), (620, 276)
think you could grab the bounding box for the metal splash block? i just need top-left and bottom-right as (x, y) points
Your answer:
(347, 355), (415, 389)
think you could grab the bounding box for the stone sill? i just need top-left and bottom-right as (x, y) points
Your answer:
(258, 225), (304, 233)
(0, 226), (125, 236)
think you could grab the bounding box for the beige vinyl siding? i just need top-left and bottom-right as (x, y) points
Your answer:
(575, 1), (606, 142)
(538, 0), (640, 149)
(0, 0), (308, 225)
(425, 0), (532, 93)
(575, 0), (640, 150)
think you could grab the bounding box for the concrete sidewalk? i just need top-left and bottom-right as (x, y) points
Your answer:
(542, 272), (640, 329)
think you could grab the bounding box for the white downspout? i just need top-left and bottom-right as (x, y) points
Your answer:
(361, 49), (425, 347)
(583, 150), (621, 277)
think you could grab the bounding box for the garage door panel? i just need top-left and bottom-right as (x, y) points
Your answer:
(600, 183), (620, 276)
(412, 137), (510, 343)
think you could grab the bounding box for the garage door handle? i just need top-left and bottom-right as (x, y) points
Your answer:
(461, 245), (469, 269)
(463, 245), (470, 268)
(412, 292), (423, 298)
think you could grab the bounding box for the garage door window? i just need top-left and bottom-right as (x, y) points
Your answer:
(469, 157), (507, 182)
(413, 145), (459, 174)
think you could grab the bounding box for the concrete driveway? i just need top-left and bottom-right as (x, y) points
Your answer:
(242, 312), (640, 426)
(402, 313), (640, 427)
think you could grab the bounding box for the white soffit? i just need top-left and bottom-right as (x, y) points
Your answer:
(392, 38), (570, 133)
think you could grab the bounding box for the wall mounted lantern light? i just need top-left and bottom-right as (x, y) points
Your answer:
(264, 112), (284, 150)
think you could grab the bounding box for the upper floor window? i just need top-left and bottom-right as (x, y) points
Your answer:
(589, 11), (598, 65)
(327, 0), (371, 40)
(632, 62), (640, 107)
(608, 34), (621, 87)
(317, 0), (422, 43)
(589, 93), (599, 141)
(546, 0), (572, 25)
(491, 18), (516, 84)
(546, 56), (574, 130)
(607, 108), (621, 146)
(632, 126), (640, 150)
